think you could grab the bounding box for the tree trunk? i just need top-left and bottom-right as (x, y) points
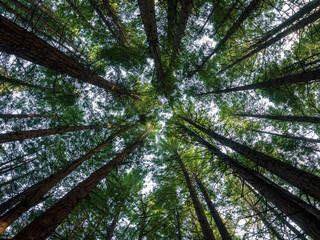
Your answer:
(0, 124), (136, 234)
(221, 8), (320, 73)
(176, 153), (216, 240)
(106, 204), (123, 240)
(182, 125), (320, 239)
(184, 118), (320, 201)
(235, 113), (320, 124)
(11, 127), (150, 240)
(0, 157), (36, 175)
(166, 0), (178, 45)
(199, 69), (320, 95)
(0, 170), (35, 188)
(66, 0), (93, 29)
(0, 114), (50, 119)
(138, 0), (165, 85)
(254, 129), (320, 143)
(176, 208), (182, 240)
(194, 175), (232, 240)
(0, 124), (134, 217)
(169, 0), (193, 66)
(0, 124), (114, 143)
(0, 16), (139, 99)
(193, 0), (262, 75)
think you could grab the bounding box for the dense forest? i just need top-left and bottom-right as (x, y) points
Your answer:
(0, 0), (320, 239)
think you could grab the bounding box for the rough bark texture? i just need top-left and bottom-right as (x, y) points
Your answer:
(182, 125), (320, 239)
(200, 69), (320, 95)
(194, 175), (232, 240)
(0, 124), (134, 234)
(138, 0), (165, 85)
(12, 127), (150, 240)
(221, 8), (320, 73)
(235, 113), (320, 124)
(176, 154), (216, 240)
(0, 124), (113, 143)
(194, 0), (262, 74)
(0, 16), (139, 99)
(184, 118), (320, 201)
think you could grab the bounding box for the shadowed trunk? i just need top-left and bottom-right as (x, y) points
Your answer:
(106, 204), (123, 240)
(253, 129), (320, 143)
(184, 118), (320, 201)
(176, 153), (216, 240)
(0, 114), (50, 119)
(182, 124), (320, 239)
(199, 69), (320, 95)
(194, 175), (232, 240)
(0, 16), (139, 99)
(11, 127), (150, 240)
(0, 124), (136, 234)
(235, 113), (320, 124)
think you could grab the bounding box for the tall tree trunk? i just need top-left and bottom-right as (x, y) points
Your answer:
(169, 0), (193, 67)
(220, 8), (320, 73)
(253, 129), (320, 143)
(194, 175), (232, 240)
(11, 127), (150, 240)
(176, 208), (182, 240)
(0, 16), (139, 99)
(0, 157), (36, 175)
(0, 170), (35, 188)
(184, 118), (320, 201)
(176, 153), (216, 240)
(193, 0), (262, 75)
(106, 204), (123, 240)
(0, 124), (136, 234)
(138, 0), (165, 85)
(199, 69), (320, 95)
(182, 125), (320, 239)
(0, 124), (114, 143)
(66, 0), (93, 29)
(166, 0), (178, 45)
(235, 113), (320, 124)
(0, 114), (50, 119)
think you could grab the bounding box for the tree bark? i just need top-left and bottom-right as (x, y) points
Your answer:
(106, 204), (123, 240)
(176, 153), (216, 240)
(194, 175), (232, 240)
(0, 124), (114, 143)
(11, 127), (150, 240)
(199, 69), (320, 95)
(184, 118), (320, 201)
(235, 113), (320, 124)
(182, 125), (320, 239)
(138, 0), (165, 85)
(0, 16), (139, 99)
(0, 124), (136, 234)
(193, 0), (262, 75)
(221, 8), (320, 73)
(253, 129), (320, 143)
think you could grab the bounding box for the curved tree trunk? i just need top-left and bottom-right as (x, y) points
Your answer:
(0, 124), (136, 234)
(176, 153), (216, 240)
(184, 118), (320, 201)
(235, 113), (320, 124)
(182, 125), (320, 239)
(11, 127), (150, 240)
(0, 16), (139, 99)
(194, 175), (232, 240)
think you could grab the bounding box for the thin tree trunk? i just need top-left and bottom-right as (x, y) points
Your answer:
(182, 124), (320, 239)
(169, 0), (193, 66)
(193, 0), (262, 75)
(66, 0), (93, 29)
(176, 153), (216, 240)
(0, 170), (35, 188)
(138, 0), (165, 85)
(184, 118), (320, 201)
(0, 114), (50, 119)
(220, 8), (320, 73)
(0, 124), (114, 143)
(253, 129), (320, 143)
(176, 208), (182, 240)
(194, 175), (232, 240)
(0, 16), (139, 99)
(248, 0), (320, 51)
(0, 124), (135, 233)
(11, 127), (150, 240)
(199, 69), (320, 95)
(0, 157), (36, 175)
(235, 113), (320, 124)
(106, 204), (123, 240)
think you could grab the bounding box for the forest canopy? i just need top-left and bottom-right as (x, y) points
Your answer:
(1, 0), (320, 239)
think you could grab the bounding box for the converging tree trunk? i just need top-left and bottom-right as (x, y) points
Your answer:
(0, 124), (136, 234)
(11, 127), (150, 240)
(183, 118), (320, 201)
(253, 129), (320, 143)
(176, 153), (216, 240)
(0, 124), (114, 143)
(0, 16), (139, 99)
(235, 113), (320, 124)
(194, 175), (232, 240)
(182, 125), (320, 239)
(199, 69), (320, 95)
